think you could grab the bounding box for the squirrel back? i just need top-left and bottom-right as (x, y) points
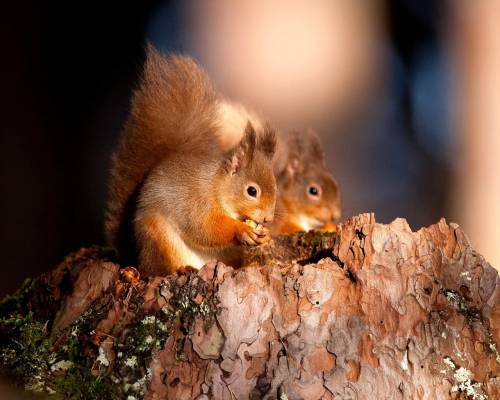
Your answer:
(105, 46), (220, 255)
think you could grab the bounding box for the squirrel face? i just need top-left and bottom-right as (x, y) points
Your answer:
(218, 122), (277, 225)
(276, 129), (341, 231)
(280, 163), (340, 229)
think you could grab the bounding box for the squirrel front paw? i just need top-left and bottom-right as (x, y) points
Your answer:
(237, 221), (271, 246)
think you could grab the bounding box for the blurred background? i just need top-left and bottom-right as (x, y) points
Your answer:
(1, 0), (499, 297)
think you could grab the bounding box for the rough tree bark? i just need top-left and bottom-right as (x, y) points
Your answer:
(0, 213), (499, 399)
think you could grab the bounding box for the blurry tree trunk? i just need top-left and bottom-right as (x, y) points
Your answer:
(0, 213), (499, 399)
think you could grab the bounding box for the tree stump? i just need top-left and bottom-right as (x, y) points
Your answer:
(0, 213), (499, 399)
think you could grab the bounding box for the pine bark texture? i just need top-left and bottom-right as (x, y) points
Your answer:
(1, 213), (499, 399)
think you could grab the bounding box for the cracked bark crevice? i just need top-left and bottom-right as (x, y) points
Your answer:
(0, 213), (499, 400)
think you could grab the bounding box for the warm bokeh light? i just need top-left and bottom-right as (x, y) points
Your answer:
(186, 0), (382, 127)
(450, 2), (500, 270)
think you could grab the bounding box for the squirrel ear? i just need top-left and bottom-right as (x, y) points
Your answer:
(286, 153), (303, 179)
(224, 122), (256, 175)
(258, 123), (277, 159)
(225, 149), (243, 176)
(305, 128), (325, 164)
(242, 121), (257, 161)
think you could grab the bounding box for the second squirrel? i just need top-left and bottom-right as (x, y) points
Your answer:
(272, 129), (341, 234)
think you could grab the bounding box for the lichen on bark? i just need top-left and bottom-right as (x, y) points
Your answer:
(0, 213), (499, 399)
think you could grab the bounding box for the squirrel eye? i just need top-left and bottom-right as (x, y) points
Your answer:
(308, 185), (320, 197)
(247, 186), (258, 197)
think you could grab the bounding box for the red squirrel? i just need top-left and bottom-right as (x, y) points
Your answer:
(272, 129), (341, 234)
(105, 46), (277, 275)
(216, 102), (341, 234)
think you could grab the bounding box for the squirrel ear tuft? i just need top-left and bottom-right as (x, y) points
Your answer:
(258, 123), (277, 159)
(242, 121), (257, 160)
(305, 129), (325, 165)
(224, 121), (257, 175)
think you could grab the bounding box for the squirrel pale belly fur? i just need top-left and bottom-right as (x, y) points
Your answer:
(216, 102), (341, 234)
(105, 46), (277, 276)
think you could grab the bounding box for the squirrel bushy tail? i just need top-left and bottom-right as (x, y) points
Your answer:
(105, 45), (221, 254)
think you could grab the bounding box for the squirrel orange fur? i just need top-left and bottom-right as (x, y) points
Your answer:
(272, 129), (341, 234)
(105, 46), (277, 275)
(215, 102), (341, 234)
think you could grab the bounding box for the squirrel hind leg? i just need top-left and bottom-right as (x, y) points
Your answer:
(135, 212), (207, 276)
